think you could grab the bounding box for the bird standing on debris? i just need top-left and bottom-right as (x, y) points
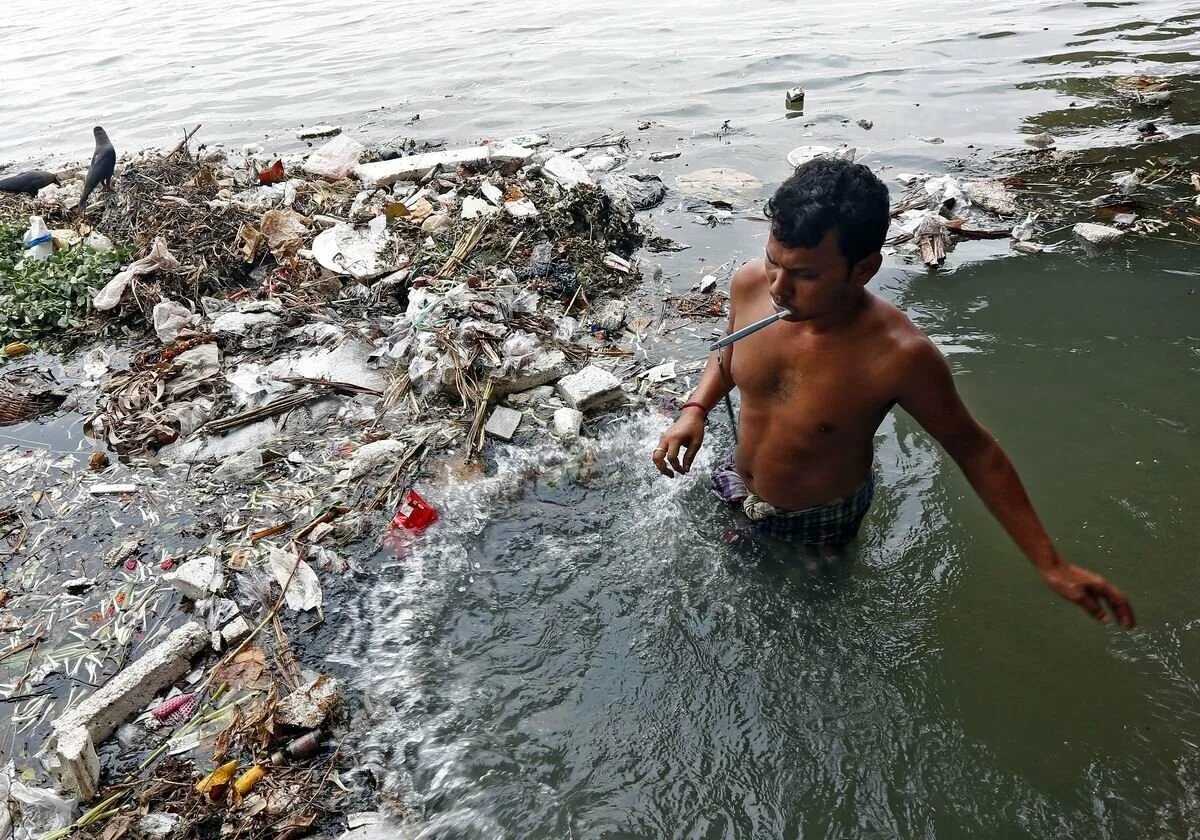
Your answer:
(78, 126), (116, 212)
(0, 170), (59, 196)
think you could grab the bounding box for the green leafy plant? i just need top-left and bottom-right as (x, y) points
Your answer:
(0, 221), (128, 342)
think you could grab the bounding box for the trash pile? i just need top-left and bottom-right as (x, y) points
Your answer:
(0, 126), (698, 839)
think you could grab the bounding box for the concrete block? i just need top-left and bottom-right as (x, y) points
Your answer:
(46, 726), (99, 799)
(484, 406), (523, 441)
(492, 349), (571, 396)
(221, 615), (252, 646)
(552, 408), (584, 440)
(556, 365), (623, 412)
(1073, 222), (1125, 247)
(163, 555), (222, 601)
(46, 622), (208, 795)
(356, 145), (532, 188)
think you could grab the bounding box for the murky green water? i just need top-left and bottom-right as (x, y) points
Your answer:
(4, 0), (1200, 836)
(335, 242), (1199, 838)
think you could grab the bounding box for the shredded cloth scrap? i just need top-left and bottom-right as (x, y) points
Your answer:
(711, 453), (874, 547)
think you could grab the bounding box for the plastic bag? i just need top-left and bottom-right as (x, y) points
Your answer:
(152, 298), (192, 344)
(0, 762), (77, 840)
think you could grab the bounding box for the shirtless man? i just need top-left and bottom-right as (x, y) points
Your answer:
(652, 158), (1135, 628)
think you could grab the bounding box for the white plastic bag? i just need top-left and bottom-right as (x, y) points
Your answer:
(21, 216), (53, 261)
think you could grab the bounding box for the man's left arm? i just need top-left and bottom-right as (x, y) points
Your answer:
(896, 338), (1135, 629)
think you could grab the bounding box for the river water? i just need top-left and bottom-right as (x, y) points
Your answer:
(5, 1), (1200, 837)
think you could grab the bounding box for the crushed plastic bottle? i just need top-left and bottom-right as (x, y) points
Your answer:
(22, 216), (54, 261)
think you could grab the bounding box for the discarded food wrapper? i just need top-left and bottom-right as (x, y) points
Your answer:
(195, 760), (240, 801)
(257, 160), (286, 185)
(391, 489), (438, 533)
(274, 675), (341, 728)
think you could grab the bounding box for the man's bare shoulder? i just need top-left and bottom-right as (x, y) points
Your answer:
(864, 293), (942, 367)
(730, 259), (768, 302)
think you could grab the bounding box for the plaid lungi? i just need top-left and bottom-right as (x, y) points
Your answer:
(711, 453), (874, 547)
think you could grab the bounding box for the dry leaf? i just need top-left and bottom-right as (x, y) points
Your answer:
(274, 808), (315, 840)
(214, 646), (269, 689)
(98, 813), (136, 840)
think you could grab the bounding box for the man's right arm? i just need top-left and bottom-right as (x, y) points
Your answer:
(651, 264), (749, 477)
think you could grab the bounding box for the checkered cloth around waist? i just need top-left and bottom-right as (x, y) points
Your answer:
(711, 453), (875, 546)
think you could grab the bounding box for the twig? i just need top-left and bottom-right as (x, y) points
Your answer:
(203, 391), (321, 434)
(168, 124), (203, 158)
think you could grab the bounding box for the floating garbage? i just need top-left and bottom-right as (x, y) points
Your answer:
(677, 167), (762, 205)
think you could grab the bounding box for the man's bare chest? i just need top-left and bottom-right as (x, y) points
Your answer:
(729, 334), (890, 436)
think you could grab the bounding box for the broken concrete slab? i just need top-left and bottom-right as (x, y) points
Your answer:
(49, 726), (99, 800)
(221, 615), (252, 646)
(963, 180), (1019, 216)
(505, 385), (554, 407)
(163, 555), (223, 601)
(355, 145), (533, 187)
(46, 622), (209, 796)
(552, 407), (583, 440)
(556, 365), (624, 412)
(1073, 222), (1125, 247)
(491, 349), (571, 396)
(484, 406), (523, 441)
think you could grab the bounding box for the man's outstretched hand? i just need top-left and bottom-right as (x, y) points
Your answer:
(1040, 562), (1136, 629)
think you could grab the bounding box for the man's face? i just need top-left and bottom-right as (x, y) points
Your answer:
(764, 230), (876, 321)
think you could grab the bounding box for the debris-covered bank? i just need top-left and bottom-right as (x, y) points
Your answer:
(0, 125), (729, 840)
(1, 71), (1198, 836)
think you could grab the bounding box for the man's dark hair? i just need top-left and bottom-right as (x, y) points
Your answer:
(764, 157), (890, 266)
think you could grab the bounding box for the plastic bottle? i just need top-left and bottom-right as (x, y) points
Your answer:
(22, 216), (54, 261)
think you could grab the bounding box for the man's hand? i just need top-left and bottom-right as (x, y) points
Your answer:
(1040, 562), (1136, 629)
(652, 412), (706, 477)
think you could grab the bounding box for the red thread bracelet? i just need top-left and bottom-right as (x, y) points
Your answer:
(680, 401), (709, 415)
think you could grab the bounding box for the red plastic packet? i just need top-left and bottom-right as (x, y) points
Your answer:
(390, 490), (438, 533)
